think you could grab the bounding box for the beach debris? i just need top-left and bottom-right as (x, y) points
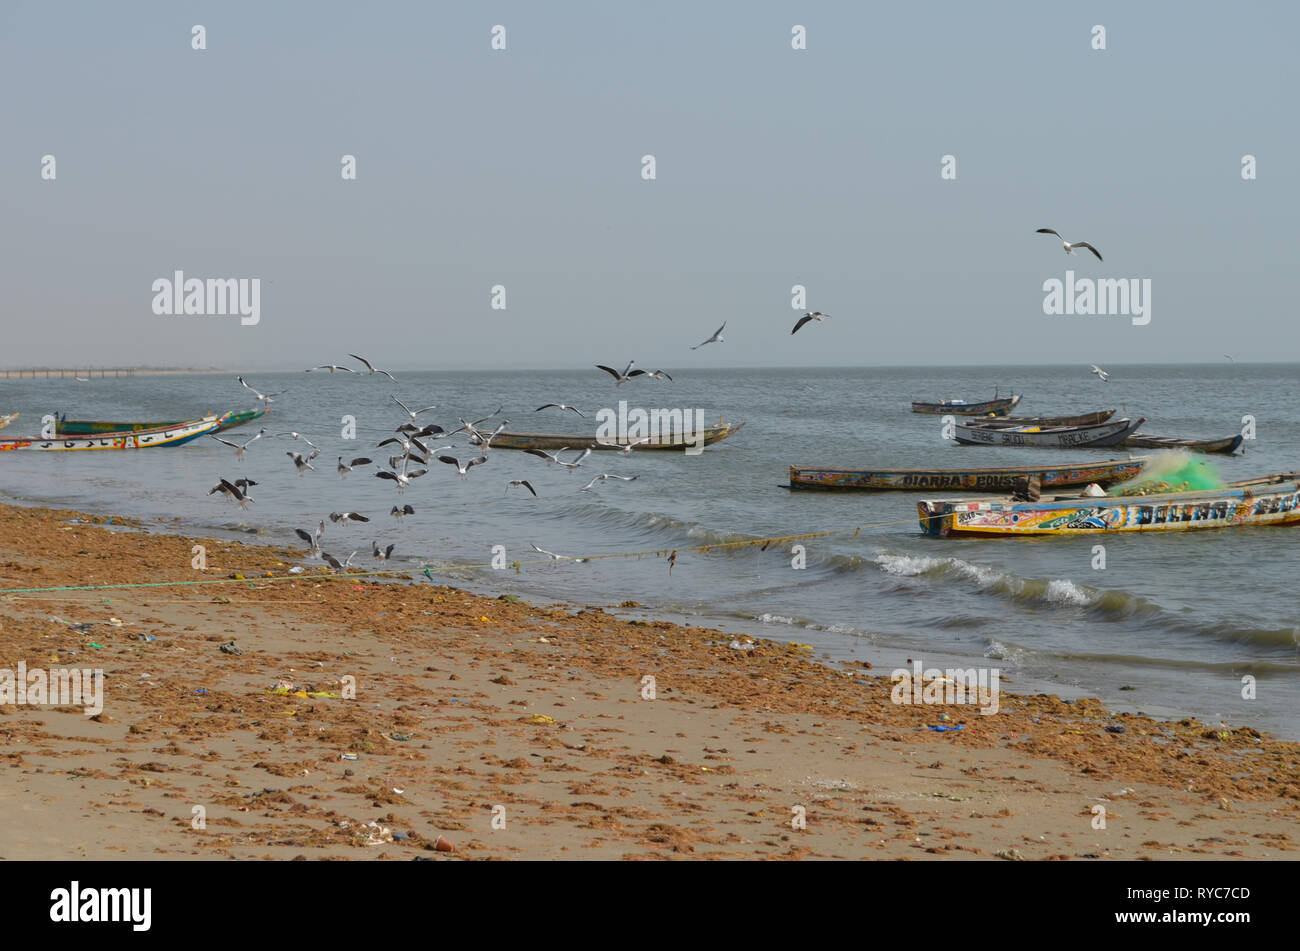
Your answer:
(433, 835), (456, 852)
(927, 724), (964, 732)
(340, 753), (359, 761)
(1105, 725), (1127, 734)
(219, 642), (243, 655)
(994, 848), (1026, 861)
(729, 639), (757, 651)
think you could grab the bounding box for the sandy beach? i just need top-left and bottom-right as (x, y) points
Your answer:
(0, 501), (1296, 861)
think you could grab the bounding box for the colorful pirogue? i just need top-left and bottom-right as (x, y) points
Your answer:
(969, 409), (1114, 428)
(1119, 432), (1243, 455)
(917, 472), (1300, 537)
(0, 417), (218, 451)
(911, 393), (1022, 416)
(953, 417), (1144, 448)
(54, 406), (266, 436)
(789, 457), (1147, 492)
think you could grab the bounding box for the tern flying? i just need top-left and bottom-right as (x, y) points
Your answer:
(391, 396), (437, 423)
(210, 428), (266, 461)
(338, 456), (373, 478)
(691, 322), (725, 350)
(1036, 229), (1103, 262)
(580, 473), (637, 492)
(1090, 365), (1110, 383)
(536, 404), (586, 417)
(287, 451), (315, 475)
(506, 479), (537, 497)
(791, 312), (831, 335)
(350, 354), (397, 381)
(438, 455), (488, 478)
(329, 511), (370, 525)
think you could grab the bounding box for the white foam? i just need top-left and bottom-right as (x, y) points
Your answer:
(1045, 579), (1094, 606)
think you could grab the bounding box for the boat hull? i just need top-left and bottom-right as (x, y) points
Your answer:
(55, 406), (266, 436)
(789, 457), (1147, 492)
(953, 418), (1144, 448)
(969, 409), (1115, 429)
(490, 422), (743, 452)
(1119, 433), (1243, 455)
(911, 394), (1022, 416)
(0, 417), (219, 451)
(918, 473), (1300, 537)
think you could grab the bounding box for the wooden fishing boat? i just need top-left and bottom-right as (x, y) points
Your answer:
(966, 409), (1115, 429)
(1119, 433), (1243, 455)
(953, 417), (1144, 448)
(0, 413), (16, 431)
(789, 457), (1147, 492)
(918, 472), (1300, 537)
(911, 393), (1022, 416)
(490, 421), (743, 452)
(0, 417), (219, 451)
(54, 406), (266, 436)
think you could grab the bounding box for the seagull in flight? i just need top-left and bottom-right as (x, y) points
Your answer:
(329, 511), (370, 526)
(468, 421), (509, 451)
(306, 364), (354, 373)
(1090, 365), (1110, 383)
(372, 541), (396, 561)
(1036, 229), (1103, 262)
(595, 361), (640, 386)
(390, 504), (415, 518)
(791, 312), (831, 335)
(321, 551), (358, 570)
(294, 520), (326, 554)
(536, 403), (587, 417)
(557, 448), (592, 472)
(277, 432), (318, 450)
(530, 543), (589, 564)
(507, 479), (537, 497)
(391, 395), (438, 423)
(287, 451), (315, 475)
(691, 322), (725, 350)
(617, 436), (652, 454)
(523, 446), (571, 466)
(210, 428), (266, 461)
(237, 376), (281, 406)
(1224, 353), (1235, 363)
(438, 455), (488, 479)
(638, 368), (672, 381)
(338, 456), (373, 478)
(208, 478), (254, 509)
(377, 433), (429, 457)
(580, 473), (637, 492)
(350, 353), (397, 381)
(376, 468), (427, 491)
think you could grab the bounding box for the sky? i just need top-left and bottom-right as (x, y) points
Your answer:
(0, 1), (1294, 370)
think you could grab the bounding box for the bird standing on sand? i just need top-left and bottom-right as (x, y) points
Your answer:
(350, 354), (397, 381)
(1090, 365), (1110, 383)
(691, 322), (725, 350)
(791, 312), (830, 335)
(1036, 229), (1103, 261)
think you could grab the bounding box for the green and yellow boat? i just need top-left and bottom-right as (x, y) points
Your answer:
(54, 406), (266, 436)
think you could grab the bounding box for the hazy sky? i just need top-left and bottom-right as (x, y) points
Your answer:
(0, 1), (1293, 370)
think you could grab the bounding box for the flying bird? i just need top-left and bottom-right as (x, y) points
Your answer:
(530, 543), (589, 563)
(523, 446), (571, 466)
(349, 354), (397, 381)
(376, 468), (427, 491)
(595, 361), (640, 386)
(536, 403), (586, 417)
(321, 551), (357, 570)
(691, 322), (726, 350)
(307, 364), (354, 373)
(390, 504), (415, 518)
(391, 395), (437, 423)
(1090, 365), (1110, 383)
(580, 473), (638, 492)
(338, 456), (373, 478)
(277, 432), (318, 450)
(372, 541), (396, 561)
(638, 368), (673, 381)
(1036, 229), (1103, 262)
(555, 448), (592, 472)
(294, 521), (326, 554)
(791, 312), (831, 335)
(507, 479), (537, 497)
(329, 511), (370, 525)
(438, 455), (488, 478)
(237, 376), (281, 405)
(208, 478), (253, 509)
(287, 451), (315, 475)
(617, 436), (652, 454)
(209, 428), (266, 461)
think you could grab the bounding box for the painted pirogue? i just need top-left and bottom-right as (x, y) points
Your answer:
(1119, 432), (1243, 455)
(53, 406), (266, 436)
(917, 472), (1300, 537)
(789, 457), (1147, 492)
(953, 417), (1144, 448)
(910, 393), (1022, 416)
(0, 417), (218, 451)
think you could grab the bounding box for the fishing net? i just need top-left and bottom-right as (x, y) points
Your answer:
(1107, 450), (1224, 497)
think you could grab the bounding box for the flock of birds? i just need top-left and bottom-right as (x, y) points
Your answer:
(206, 351), (697, 570)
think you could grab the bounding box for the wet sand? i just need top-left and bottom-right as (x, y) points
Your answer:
(0, 501), (1296, 860)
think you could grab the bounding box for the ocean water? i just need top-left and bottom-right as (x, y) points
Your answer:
(1, 364), (1296, 737)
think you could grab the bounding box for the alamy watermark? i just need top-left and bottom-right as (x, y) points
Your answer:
(595, 400), (708, 455)
(1, 662), (104, 715)
(890, 658), (1000, 715)
(152, 270), (260, 325)
(1043, 270), (1150, 326)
